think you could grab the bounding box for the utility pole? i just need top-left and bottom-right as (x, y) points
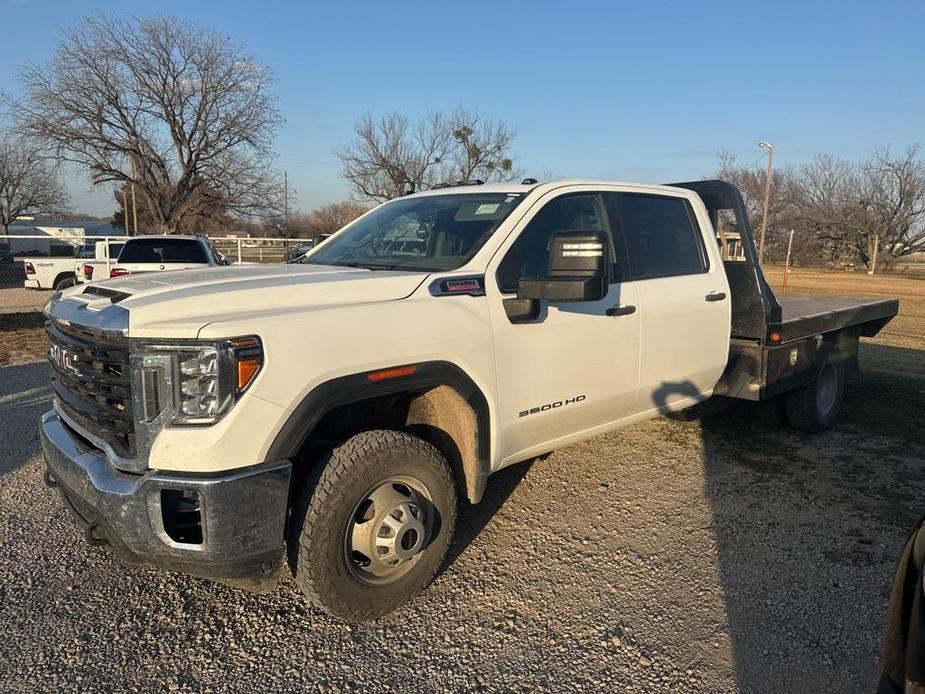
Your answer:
(284, 170), (289, 236)
(130, 157), (139, 236)
(757, 141), (774, 265)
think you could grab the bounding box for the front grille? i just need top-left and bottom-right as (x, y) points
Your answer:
(47, 320), (135, 458)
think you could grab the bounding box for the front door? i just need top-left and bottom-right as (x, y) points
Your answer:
(486, 190), (642, 466)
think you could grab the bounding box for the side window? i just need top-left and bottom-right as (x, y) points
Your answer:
(497, 194), (611, 293)
(609, 193), (708, 279)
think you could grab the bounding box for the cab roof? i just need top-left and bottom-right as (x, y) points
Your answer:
(406, 179), (692, 199)
(124, 235), (203, 241)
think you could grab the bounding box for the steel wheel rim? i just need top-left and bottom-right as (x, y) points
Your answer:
(816, 362), (838, 416)
(344, 475), (434, 586)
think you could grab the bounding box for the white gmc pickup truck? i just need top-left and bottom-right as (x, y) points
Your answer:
(40, 179), (898, 621)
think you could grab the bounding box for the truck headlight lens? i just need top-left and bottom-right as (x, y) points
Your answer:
(133, 337), (263, 426)
(176, 347), (227, 420)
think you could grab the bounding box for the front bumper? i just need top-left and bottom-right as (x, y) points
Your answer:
(40, 409), (292, 591)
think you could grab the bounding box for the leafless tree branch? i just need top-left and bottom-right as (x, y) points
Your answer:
(336, 107), (521, 202)
(0, 133), (69, 234)
(14, 13), (284, 233)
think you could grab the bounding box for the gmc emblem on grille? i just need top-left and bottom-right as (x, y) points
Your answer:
(49, 344), (81, 375)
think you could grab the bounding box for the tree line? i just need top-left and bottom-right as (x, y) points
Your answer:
(717, 147), (925, 270)
(0, 11), (922, 269)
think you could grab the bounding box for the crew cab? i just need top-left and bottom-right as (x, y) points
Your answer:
(39, 179), (898, 622)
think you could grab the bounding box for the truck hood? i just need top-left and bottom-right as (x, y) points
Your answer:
(57, 264), (430, 338)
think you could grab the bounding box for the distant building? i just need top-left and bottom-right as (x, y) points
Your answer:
(4, 220), (123, 256)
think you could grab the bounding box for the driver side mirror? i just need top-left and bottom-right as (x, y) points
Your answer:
(516, 230), (609, 303)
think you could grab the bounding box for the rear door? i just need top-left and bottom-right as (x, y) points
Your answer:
(113, 238), (210, 276)
(604, 191), (730, 412)
(487, 189), (641, 465)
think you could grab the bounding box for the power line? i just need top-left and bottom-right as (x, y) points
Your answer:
(746, 150), (769, 169)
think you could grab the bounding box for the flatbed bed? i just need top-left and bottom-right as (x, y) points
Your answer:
(776, 294), (899, 343)
(672, 180), (900, 403)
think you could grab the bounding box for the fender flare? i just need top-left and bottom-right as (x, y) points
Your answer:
(265, 361), (492, 502)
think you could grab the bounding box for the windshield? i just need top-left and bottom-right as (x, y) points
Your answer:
(305, 192), (526, 271)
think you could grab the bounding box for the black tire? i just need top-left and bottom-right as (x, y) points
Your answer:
(53, 274), (76, 290)
(288, 429), (457, 622)
(785, 350), (846, 433)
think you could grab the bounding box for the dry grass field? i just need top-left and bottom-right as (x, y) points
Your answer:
(764, 265), (925, 361)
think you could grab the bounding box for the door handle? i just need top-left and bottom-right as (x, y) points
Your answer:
(705, 292), (727, 302)
(606, 304), (636, 317)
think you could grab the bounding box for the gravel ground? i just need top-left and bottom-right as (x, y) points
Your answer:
(2, 357), (923, 693)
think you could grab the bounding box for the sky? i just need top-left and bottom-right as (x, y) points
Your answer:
(1, 0), (923, 218)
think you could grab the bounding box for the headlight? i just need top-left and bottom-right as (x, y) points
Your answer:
(132, 337), (263, 427)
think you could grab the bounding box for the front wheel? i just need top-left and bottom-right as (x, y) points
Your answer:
(289, 430), (457, 622)
(785, 350), (846, 433)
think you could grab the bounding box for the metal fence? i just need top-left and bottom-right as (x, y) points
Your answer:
(0, 234), (316, 315)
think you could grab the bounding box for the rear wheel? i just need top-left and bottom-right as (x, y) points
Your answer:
(785, 351), (846, 433)
(289, 429), (457, 621)
(53, 274), (76, 290)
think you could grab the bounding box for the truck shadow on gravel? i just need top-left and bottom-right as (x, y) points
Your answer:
(665, 352), (925, 693)
(0, 361), (51, 478)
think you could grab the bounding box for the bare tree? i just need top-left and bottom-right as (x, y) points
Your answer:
(789, 147), (925, 269)
(289, 201), (369, 239)
(111, 181), (232, 234)
(337, 107), (520, 202)
(788, 154), (862, 266)
(446, 108), (519, 183)
(15, 14), (284, 233)
(714, 150), (799, 261)
(0, 133), (69, 234)
(855, 146), (925, 268)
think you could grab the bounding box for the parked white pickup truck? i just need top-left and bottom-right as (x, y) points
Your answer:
(21, 252), (83, 290)
(76, 239), (125, 284)
(22, 235), (223, 288)
(103, 235), (227, 278)
(40, 179), (898, 621)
